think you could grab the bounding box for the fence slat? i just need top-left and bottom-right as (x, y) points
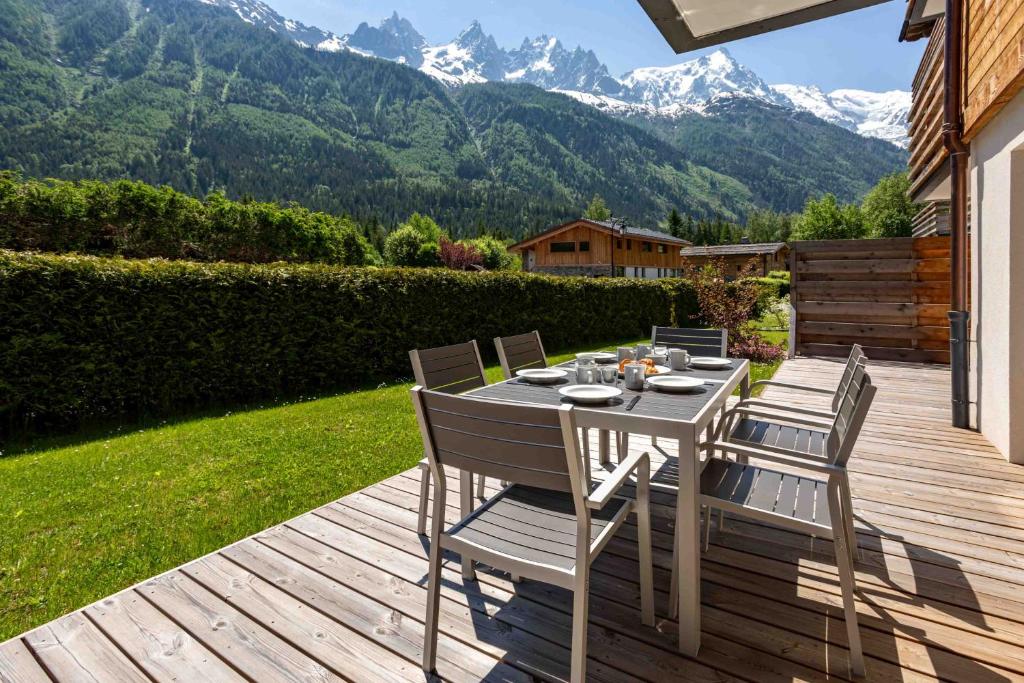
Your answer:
(790, 236), (951, 364)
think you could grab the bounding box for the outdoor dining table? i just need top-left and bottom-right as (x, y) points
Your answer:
(468, 356), (750, 656)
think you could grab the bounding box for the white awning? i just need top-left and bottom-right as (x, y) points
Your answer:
(637, 0), (892, 53)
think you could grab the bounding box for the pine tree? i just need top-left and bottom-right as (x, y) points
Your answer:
(583, 194), (612, 221)
(667, 209), (685, 238)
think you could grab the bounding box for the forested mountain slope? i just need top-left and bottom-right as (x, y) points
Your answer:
(0, 0), (906, 236)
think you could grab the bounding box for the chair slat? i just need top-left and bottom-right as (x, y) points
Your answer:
(794, 477), (816, 522)
(776, 475), (799, 516)
(495, 331), (547, 378)
(747, 470), (784, 510)
(652, 326), (726, 357)
(410, 341), (486, 394)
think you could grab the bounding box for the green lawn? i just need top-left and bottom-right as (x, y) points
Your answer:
(0, 337), (783, 641)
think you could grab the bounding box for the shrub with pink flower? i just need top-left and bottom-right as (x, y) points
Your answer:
(438, 237), (483, 270)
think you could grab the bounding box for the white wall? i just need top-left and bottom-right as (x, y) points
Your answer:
(969, 91), (1024, 463)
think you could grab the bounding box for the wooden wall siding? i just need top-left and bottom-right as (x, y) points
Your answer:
(908, 16), (947, 198)
(964, 0), (1024, 139)
(529, 223), (685, 269)
(790, 237), (951, 363)
(683, 251), (788, 276)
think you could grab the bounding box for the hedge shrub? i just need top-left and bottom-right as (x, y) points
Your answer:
(0, 172), (374, 265)
(0, 251), (703, 432)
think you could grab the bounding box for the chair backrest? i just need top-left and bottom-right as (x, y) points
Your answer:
(826, 363), (877, 467)
(651, 326), (727, 357)
(494, 330), (547, 380)
(409, 341), (487, 394)
(831, 344), (867, 412)
(411, 387), (584, 494)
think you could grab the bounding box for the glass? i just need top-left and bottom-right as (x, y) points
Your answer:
(600, 365), (617, 383)
(616, 347), (635, 363)
(576, 360), (598, 384)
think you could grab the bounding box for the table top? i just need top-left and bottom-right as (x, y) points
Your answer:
(469, 358), (749, 436)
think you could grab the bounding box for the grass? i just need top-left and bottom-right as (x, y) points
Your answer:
(0, 336), (784, 641)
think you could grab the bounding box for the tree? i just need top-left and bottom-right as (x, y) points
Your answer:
(467, 235), (518, 270)
(583, 194), (611, 221)
(745, 208), (793, 243)
(403, 212), (444, 242)
(667, 209), (685, 238)
(793, 194), (866, 240)
(861, 171), (919, 238)
(384, 226), (438, 267)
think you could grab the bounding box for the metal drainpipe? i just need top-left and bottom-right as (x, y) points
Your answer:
(943, 0), (970, 428)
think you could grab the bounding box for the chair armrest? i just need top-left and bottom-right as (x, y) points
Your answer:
(736, 398), (837, 420)
(587, 450), (649, 509)
(700, 441), (838, 475)
(724, 405), (834, 430)
(746, 379), (834, 396)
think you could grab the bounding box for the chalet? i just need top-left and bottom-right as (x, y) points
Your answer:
(508, 218), (692, 278)
(678, 241), (789, 277)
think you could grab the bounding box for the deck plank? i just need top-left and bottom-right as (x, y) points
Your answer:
(2, 358), (1023, 682)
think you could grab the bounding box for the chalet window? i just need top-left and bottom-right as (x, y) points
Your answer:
(550, 242), (575, 253)
(579, 241), (590, 252)
(642, 242), (652, 252)
(657, 244), (667, 254)
(626, 240), (632, 250)
(616, 239), (622, 249)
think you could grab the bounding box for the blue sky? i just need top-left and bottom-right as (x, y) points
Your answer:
(265, 0), (924, 92)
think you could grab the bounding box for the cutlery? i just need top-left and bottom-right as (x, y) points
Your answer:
(625, 395), (641, 411)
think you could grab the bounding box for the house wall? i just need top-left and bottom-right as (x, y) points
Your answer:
(968, 89), (1024, 463)
(523, 221), (685, 276)
(682, 250), (788, 277)
(963, 1), (1024, 141)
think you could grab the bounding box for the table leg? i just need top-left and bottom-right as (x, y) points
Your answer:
(675, 424), (700, 656)
(599, 429), (610, 465)
(460, 470), (476, 580)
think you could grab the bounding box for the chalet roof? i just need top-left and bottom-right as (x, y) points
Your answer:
(679, 242), (788, 257)
(900, 0), (944, 42)
(508, 218), (691, 251)
(636, 0), (889, 53)
(589, 220), (692, 245)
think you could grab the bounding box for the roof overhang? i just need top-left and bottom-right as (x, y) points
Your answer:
(636, 0), (891, 53)
(899, 0), (944, 42)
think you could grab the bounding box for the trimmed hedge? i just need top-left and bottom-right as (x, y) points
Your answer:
(1, 251), (703, 432)
(0, 172), (373, 265)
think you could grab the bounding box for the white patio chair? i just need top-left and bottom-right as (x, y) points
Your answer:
(411, 387), (655, 683)
(695, 363), (877, 678)
(735, 343), (866, 422)
(409, 341), (490, 536)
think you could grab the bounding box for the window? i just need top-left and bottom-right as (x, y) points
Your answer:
(616, 239), (622, 249)
(657, 244), (667, 254)
(626, 240), (632, 251)
(550, 242), (575, 253)
(578, 241), (590, 252)
(642, 242), (652, 252)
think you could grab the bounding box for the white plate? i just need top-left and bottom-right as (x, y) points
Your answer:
(617, 364), (671, 377)
(645, 375), (704, 393)
(576, 351), (616, 364)
(689, 357), (732, 369)
(558, 385), (622, 404)
(515, 368), (567, 384)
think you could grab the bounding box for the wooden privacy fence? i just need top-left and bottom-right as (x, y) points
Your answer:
(789, 236), (951, 363)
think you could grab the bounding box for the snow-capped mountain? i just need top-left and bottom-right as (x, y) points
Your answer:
(621, 49), (788, 109)
(199, 0), (909, 147)
(771, 84), (911, 147)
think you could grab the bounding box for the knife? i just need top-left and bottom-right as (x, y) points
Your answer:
(625, 395), (641, 411)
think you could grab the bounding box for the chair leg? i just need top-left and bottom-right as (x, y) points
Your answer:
(417, 466), (430, 536)
(582, 428), (591, 463)
(570, 571), (590, 683)
(422, 501), (444, 673)
(669, 539), (678, 619)
(511, 573), (522, 583)
(598, 429), (610, 465)
(829, 481), (865, 678)
(702, 505), (712, 552)
(839, 474), (860, 563)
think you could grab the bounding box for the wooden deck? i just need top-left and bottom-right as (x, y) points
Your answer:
(3, 358), (1024, 682)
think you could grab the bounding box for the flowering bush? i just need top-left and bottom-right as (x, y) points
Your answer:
(685, 256), (761, 339)
(730, 331), (786, 363)
(438, 238), (483, 270)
